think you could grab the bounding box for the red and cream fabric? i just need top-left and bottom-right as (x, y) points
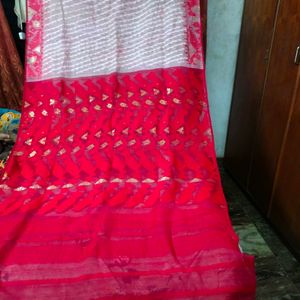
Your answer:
(0, 1), (256, 299)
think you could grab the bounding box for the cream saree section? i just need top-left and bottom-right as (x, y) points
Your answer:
(27, 0), (204, 81)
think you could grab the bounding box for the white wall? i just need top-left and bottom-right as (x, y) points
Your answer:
(205, 0), (245, 157)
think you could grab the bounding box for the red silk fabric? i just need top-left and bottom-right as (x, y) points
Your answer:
(0, 1), (256, 299)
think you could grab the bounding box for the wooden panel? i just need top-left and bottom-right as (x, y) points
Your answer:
(248, 0), (300, 213)
(269, 69), (300, 256)
(224, 0), (279, 187)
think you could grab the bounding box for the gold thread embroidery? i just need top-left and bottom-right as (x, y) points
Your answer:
(16, 186), (26, 191)
(43, 149), (51, 156)
(177, 127), (185, 134)
(30, 184), (42, 189)
(153, 88), (160, 95)
(122, 128), (129, 135)
(145, 100), (153, 105)
(25, 139), (33, 146)
(142, 139), (151, 146)
(72, 146), (81, 153)
(87, 144), (95, 151)
(79, 182), (92, 187)
(100, 142), (108, 149)
(28, 56), (37, 64)
(53, 136), (61, 144)
(150, 127), (157, 135)
(63, 184), (74, 189)
(33, 20), (40, 28)
(111, 178), (122, 183)
(108, 129), (116, 136)
(127, 178), (139, 183)
(128, 92), (134, 98)
(3, 177), (206, 192)
(167, 88), (173, 95)
(47, 185), (58, 190)
(114, 141), (123, 148)
(68, 135), (74, 142)
(95, 179), (107, 184)
(58, 149), (66, 156)
(54, 108), (61, 115)
(95, 131), (102, 138)
(140, 89), (147, 96)
(14, 151), (24, 156)
(128, 139), (136, 146)
(143, 179), (155, 183)
(136, 127), (143, 134)
(81, 133), (88, 140)
(172, 140), (180, 146)
(29, 151), (37, 158)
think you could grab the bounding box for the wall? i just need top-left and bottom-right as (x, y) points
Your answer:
(205, 0), (245, 157)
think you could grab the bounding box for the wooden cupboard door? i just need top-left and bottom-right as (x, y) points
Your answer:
(224, 0), (279, 187)
(269, 68), (300, 256)
(248, 0), (300, 213)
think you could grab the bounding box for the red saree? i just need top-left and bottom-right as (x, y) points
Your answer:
(0, 1), (256, 299)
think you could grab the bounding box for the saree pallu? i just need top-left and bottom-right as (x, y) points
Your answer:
(0, 1), (256, 299)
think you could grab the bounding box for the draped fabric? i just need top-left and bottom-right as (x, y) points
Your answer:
(0, 1), (256, 299)
(0, 1), (23, 110)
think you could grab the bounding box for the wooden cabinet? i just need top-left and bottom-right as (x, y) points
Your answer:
(225, 0), (300, 256)
(225, 0), (279, 192)
(270, 77), (300, 255)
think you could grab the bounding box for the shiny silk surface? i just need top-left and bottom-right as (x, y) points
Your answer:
(0, 1), (256, 299)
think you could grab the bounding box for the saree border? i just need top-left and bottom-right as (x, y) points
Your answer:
(26, 0), (44, 81)
(185, 0), (204, 68)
